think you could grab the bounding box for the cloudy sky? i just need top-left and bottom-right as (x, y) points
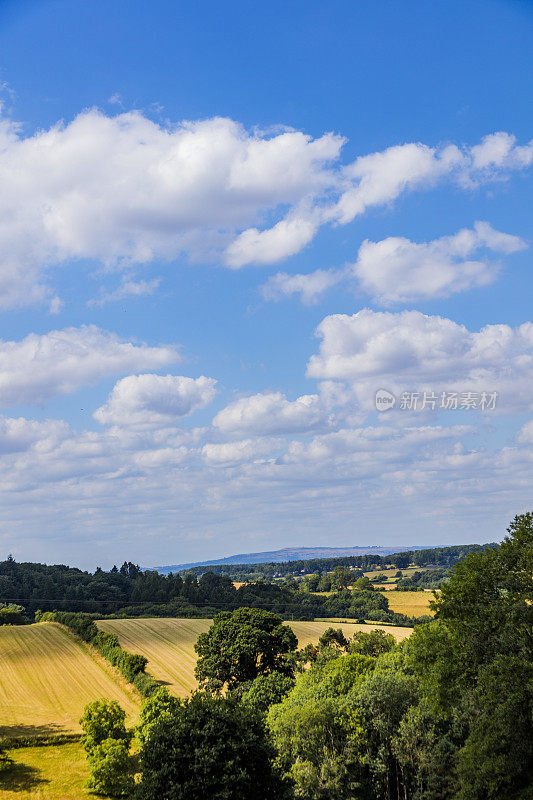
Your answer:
(0, 0), (532, 568)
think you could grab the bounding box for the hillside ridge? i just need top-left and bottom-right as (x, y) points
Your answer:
(152, 544), (434, 574)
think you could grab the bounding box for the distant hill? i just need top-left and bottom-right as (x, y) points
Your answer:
(152, 544), (429, 574)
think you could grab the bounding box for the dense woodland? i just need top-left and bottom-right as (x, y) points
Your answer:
(0, 560), (424, 626)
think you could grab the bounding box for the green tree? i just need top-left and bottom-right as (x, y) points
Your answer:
(136, 688), (181, 748)
(353, 576), (374, 591)
(241, 671), (295, 715)
(331, 566), (352, 590)
(455, 655), (533, 800)
(349, 629), (396, 657)
(268, 653), (375, 799)
(354, 665), (420, 800)
(135, 692), (286, 800)
(317, 627), (349, 652)
(392, 700), (459, 800)
(0, 744), (13, 773)
(194, 607), (297, 690)
(80, 699), (131, 755)
(87, 738), (134, 797)
(303, 574), (320, 592)
(407, 513), (533, 800)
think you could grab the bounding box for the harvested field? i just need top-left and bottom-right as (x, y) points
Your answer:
(0, 623), (140, 737)
(382, 590), (435, 616)
(98, 618), (211, 697)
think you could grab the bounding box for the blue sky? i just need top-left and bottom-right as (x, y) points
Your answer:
(0, 0), (531, 568)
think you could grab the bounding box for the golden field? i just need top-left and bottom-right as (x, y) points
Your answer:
(382, 590), (436, 616)
(0, 623), (140, 737)
(98, 618), (413, 697)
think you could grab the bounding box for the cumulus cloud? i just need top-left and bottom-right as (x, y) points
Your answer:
(261, 221), (526, 306)
(260, 268), (343, 304)
(94, 374), (217, 427)
(1, 393), (532, 565)
(352, 221), (526, 304)
(307, 309), (533, 411)
(0, 325), (179, 408)
(213, 391), (331, 436)
(0, 415), (70, 454)
(0, 107), (532, 307)
(0, 110), (342, 307)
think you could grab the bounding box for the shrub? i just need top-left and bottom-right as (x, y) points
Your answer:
(80, 699), (131, 755)
(87, 738), (134, 797)
(0, 603), (26, 625)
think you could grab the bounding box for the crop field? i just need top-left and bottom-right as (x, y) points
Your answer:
(98, 618), (413, 697)
(0, 742), (117, 800)
(363, 566), (432, 579)
(0, 623), (140, 737)
(290, 620), (412, 646)
(98, 618), (212, 696)
(382, 591), (436, 616)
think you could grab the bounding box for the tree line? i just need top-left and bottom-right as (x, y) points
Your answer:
(0, 558), (429, 625)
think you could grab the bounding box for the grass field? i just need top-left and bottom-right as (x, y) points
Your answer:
(98, 618), (413, 697)
(0, 623), (140, 737)
(0, 742), (117, 800)
(382, 591), (435, 616)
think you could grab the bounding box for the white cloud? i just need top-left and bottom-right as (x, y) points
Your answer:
(469, 131), (533, 173)
(260, 267), (343, 304)
(307, 309), (533, 411)
(213, 391), (330, 436)
(0, 107), (532, 307)
(226, 211), (319, 267)
(0, 415), (69, 454)
(201, 438), (277, 466)
(0, 395), (532, 566)
(88, 277), (161, 307)
(0, 110), (342, 307)
(0, 325), (179, 408)
(517, 420), (533, 444)
(94, 374), (217, 427)
(352, 221), (526, 304)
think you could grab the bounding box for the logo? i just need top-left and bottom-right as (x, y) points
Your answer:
(375, 389), (396, 412)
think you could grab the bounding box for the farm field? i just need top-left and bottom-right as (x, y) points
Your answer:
(382, 590), (435, 616)
(291, 620), (412, 646)
(0, 742), (117, 800)
(98, 618), (413, 697)
(0, 623), (140, 737)
(98, 617), (212, 696)
(363, 566), (433, 580)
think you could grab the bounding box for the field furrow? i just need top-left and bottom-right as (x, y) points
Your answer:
(0, 624), (140, 737)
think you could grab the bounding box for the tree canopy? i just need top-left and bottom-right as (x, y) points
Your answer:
(195, 607), (298, 690)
